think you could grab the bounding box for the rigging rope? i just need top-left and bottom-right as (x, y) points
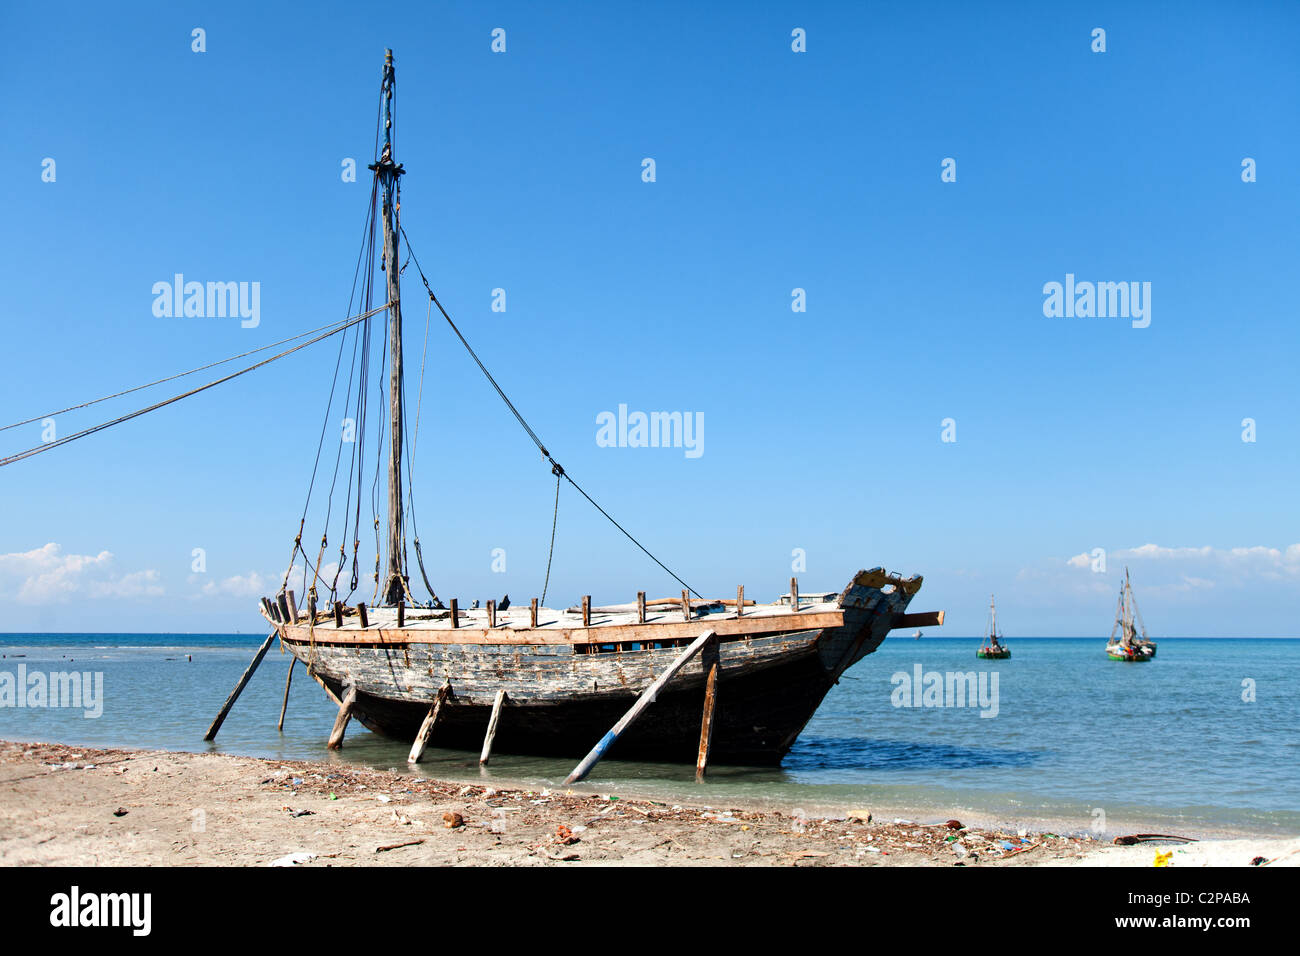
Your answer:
(398, 224), (701, 599)
(0, 312), (371, 435)
(0, 305), (387, 470)
(541, 469), (561, 605)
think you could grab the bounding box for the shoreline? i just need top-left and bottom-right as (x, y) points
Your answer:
(3, 739), (1296, 867)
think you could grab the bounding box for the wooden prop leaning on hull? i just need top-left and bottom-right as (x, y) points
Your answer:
(256, 568), (943, 766)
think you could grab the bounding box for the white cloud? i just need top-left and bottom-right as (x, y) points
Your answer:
(0, 542), (163, 604)
(198, 571), (271, 598)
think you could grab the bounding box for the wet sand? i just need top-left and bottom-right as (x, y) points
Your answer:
(1, 740), (1294, 867)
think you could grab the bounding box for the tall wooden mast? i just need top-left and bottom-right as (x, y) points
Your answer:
(373, 48), (407, 606)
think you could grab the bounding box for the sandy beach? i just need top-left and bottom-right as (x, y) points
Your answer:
(2, 740), (1294, 867)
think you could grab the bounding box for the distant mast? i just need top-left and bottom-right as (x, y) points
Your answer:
(373, 49), (407, 606)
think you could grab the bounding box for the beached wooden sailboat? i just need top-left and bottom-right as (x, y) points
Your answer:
(1105, 568), (1156, 662)
(976, 595), (1010, 659)
(231, 51), (945, 771)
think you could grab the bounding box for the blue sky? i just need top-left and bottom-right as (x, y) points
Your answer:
(1, 1), (1297, 635)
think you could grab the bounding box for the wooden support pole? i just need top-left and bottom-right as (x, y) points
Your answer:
(408, 682), (451, 763)
(695, 633), (720, 782)
(486, 599), (496, 628)
(581, 595), (591, 627)
(307, 593), (317, 624)
(277, 656), (295, 732)
(681, 589), (691, 621)
(397, 600), (405, 628)
(204, 630), (279, 741)
(449, 598), (459, 628)
(333, 601), (344, 627)
(637, 591), (647, 624)
(357, 602), (369, 628)
(790, 576), (799, 612)
(327, 684), (358, 749)
(285, 590), (299, 624)
(479, 689), (507, 765)
(891, 610), (946, 630)
(564, 629), (717, 785)
(529, 598), (538, 628)
(736, 585), (745, 618)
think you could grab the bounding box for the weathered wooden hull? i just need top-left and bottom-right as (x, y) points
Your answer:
(271, 568), (926, 765)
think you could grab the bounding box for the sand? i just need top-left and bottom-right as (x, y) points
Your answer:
(1, 740), (1294, 867)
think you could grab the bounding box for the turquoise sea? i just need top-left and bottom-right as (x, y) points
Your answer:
(1, 634), (1296, 839)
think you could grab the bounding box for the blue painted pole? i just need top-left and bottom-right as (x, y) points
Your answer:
(563, 629), (717, 785)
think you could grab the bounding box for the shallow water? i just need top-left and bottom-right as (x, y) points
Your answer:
(1, 634), (1295, 839)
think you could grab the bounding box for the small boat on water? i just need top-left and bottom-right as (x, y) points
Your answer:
(976, 595), (1011, 659)
(1105, 568), (1157, 661)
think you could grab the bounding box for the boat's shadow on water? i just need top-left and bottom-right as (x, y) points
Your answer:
(783, 735), (1043, 773)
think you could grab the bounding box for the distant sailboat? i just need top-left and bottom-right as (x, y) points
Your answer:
(976, 595), (1011, 659)
(1105, 568), (1157, 661)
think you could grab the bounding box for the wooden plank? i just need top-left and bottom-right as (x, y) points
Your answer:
(277, 656), (295, 731)
(203, 630), (278, 741)
(479, 689), (506, 765)
(564, 629), (717, 785)
(892, 610), (946, 629)
(407, 682), (451, 763)
(695, 634), (720, 782)
(327, 684), (358, 749)
(276, 610), (843, 647)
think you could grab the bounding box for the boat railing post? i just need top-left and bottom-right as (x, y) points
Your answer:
(637, 591), (646, 624)
(529, 598), (538, 628)
(790, 577), (799, 612)
(736, 585), (744, 618)
(449, 599), (458, 628)
(581, 595), (591, 627)
(681, 589), (691, 621)
(357, 602), (369, 628)
(285, 590), (299, 624)
(486, 599), (496, 628)
(397, 599), (405, 628)
(333, 601), (344, 628)
(276, 592), (291, 624)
